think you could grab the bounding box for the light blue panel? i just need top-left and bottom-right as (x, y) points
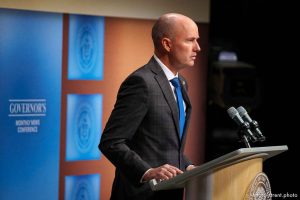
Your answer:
(66, 94), (102, 161)
(65, 174), (100, 200)
(68, 14), (105, 80)
(0, 9), (62, 200)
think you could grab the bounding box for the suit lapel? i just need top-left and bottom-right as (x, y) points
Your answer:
(179, 76), (191, 117)
(148, 58), (193, 142)
(179, 76), (192, 143)
(149, 58), (181, 139)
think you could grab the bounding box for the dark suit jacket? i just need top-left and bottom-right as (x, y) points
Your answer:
(99, 57), (193, 200)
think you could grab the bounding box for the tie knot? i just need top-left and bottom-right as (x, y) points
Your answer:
(170, 77), (181, 88)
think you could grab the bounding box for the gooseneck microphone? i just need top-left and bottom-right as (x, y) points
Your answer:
(236, 106), (266, 141)
(227, 107), (257, 143)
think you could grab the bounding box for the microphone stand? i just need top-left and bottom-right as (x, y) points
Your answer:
(237, 122), (257, 148)
(239, 134), (251, 148)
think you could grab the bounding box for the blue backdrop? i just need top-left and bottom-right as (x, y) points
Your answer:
(65, 174), (100, 200)
(66, 94), (102, 161)
(0, 9), (62, 200)
(68, 15), (104, 80)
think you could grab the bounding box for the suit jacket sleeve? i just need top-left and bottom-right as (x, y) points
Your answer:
(99, 74), (150, 183)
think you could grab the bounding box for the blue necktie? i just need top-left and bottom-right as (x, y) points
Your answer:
(170, 77), (185, 139)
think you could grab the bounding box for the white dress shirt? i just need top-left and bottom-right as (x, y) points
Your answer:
(153, 54), (186, 112)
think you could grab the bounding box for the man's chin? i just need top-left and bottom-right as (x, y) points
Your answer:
(178, 62), (195, 70)
(187, 61), (196, 67)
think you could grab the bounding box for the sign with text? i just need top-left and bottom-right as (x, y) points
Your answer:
(0, 9), (62, 200)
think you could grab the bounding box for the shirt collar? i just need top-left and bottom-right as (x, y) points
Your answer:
(153, 54), (178, 81)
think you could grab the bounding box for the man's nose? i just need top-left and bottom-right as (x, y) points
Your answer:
(194, 41), (201, 52)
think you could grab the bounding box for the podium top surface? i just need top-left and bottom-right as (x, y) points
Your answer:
(150, 145), (288, 191)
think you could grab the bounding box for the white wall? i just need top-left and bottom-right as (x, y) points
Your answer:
(0, 0), (210, 22)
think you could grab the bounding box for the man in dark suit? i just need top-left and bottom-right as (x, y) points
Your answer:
(99, 13), (201, 200)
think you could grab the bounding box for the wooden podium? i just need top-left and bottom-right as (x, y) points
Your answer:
(149, 145), (288, 200)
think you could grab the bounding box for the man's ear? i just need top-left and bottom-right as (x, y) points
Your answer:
(162, 38), (172, 52)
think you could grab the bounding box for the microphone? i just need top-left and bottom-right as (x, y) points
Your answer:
(227, 107), (257, 142)
(236, 106), (266, 141)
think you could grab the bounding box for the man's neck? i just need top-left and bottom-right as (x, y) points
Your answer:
(153, 53), (177, 75)
(153, 54), (178, 79)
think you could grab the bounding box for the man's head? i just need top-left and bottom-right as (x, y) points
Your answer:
(152, 13), (201, 74)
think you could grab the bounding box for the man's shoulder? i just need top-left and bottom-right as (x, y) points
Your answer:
(131, 65), (151, 77)
(129, 57), (160, 78)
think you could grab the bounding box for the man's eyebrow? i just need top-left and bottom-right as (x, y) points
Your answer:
(187, 36), (199, 40)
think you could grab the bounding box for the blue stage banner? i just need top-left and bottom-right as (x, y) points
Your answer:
(68, 14), (105, 80)
(66, 94), (102, 161)
(65, 174), (100, 200)
(0, 9), (62, 200)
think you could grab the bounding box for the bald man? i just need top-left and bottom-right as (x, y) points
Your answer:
(99, 13), (201, 200)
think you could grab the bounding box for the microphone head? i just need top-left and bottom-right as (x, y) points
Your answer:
(237, 106), (247, 117)
(227, 107), (238, 119)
